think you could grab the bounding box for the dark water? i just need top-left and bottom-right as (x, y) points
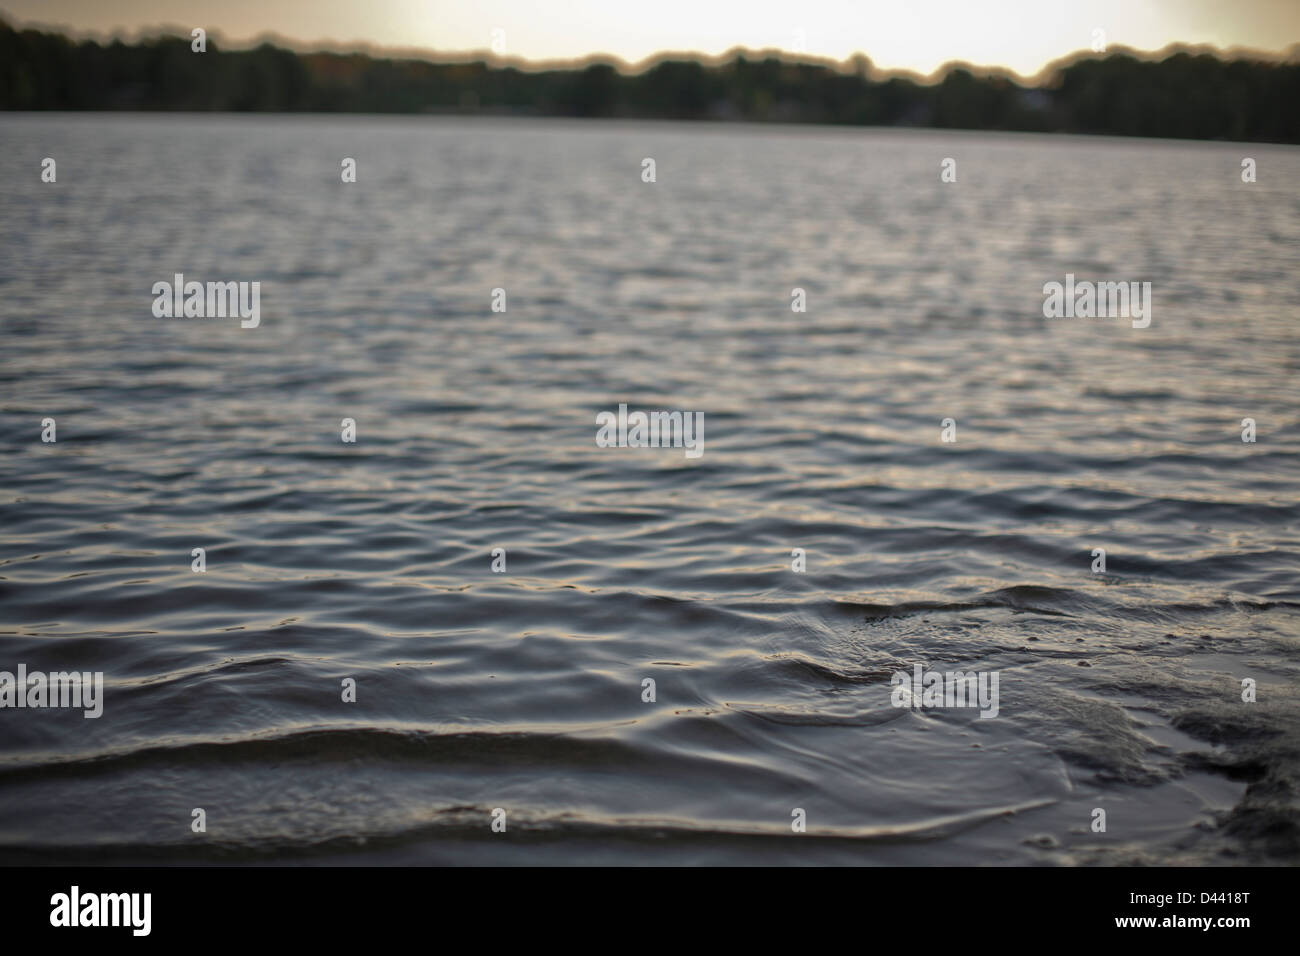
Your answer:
(1, 114), (1299, 865)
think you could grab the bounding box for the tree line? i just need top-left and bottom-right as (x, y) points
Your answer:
(3, 19), (1298, 143)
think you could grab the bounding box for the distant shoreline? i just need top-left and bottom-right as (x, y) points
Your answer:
(6, 112), (1298, 151)
(3, 19), (1299, 144)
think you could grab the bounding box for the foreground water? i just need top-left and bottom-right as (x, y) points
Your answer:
(1, 114), (1298, 865)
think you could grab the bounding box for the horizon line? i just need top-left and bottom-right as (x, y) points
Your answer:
(5, 12), (1300, 88)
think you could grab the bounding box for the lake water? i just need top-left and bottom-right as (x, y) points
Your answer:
(1, 114), (1298, 864)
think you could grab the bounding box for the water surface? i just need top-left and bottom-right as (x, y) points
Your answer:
(1, 115), (1298, 864)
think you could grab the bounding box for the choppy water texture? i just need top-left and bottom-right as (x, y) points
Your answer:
(1, 114), (1299, 865)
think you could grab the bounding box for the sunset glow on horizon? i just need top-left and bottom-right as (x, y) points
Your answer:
(4, 0), (1299, 78)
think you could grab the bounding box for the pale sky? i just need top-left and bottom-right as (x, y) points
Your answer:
(3, 0), (1298, 78)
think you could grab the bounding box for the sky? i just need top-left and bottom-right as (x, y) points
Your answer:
(3, 0), (1299, 78)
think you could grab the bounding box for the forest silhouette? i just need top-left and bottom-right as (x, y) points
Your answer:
(3, 18), (1297, 143)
